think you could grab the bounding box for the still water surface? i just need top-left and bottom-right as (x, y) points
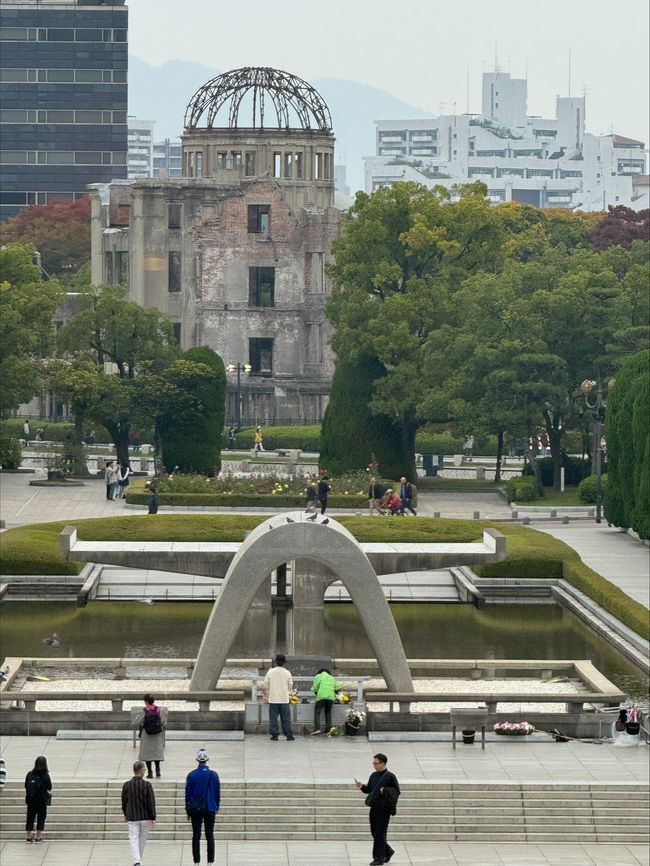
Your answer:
(1, 601), (646, 697)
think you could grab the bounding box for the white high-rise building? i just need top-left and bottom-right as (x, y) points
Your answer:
(365, 71), (647, 211)
(127, 117), (154, 179)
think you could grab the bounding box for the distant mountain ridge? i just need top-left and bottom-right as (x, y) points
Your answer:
(128, 56), (433, 193)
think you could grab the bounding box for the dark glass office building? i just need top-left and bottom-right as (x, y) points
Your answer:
(0, 0), (128, 219)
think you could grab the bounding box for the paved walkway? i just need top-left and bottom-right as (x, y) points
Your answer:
(2, 839), (648, 866)
(2, 734), (648, 787)
(1, 735), (649, 864)
(536, 523), (650, 609)
(0, 473), (512, 529)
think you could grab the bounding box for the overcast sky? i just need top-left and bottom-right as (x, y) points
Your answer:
(129, 0), (649, 146)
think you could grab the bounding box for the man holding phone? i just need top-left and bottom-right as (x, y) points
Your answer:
(355, 753), (401, 865)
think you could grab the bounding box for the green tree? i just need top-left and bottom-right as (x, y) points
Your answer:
(59, 284), (177, 461)
(0, 244), (63, 416)
(158, 347), (226, 475)
(605, 350), (649, 539)
(320, 355), (408, 478)
(326, 181), (503, 478)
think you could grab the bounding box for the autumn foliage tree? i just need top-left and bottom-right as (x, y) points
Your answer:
(0, 197), (91, 276)
(589, 206), (650, 251)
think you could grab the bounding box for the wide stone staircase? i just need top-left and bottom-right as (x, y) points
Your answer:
(1, 781), (648, 842)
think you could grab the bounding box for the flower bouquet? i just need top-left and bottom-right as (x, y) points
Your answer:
(335, 691), (351, 704)
(494, 721), (535, 736)
(345, 708), (366, 736)
(289, 689), (299, 705)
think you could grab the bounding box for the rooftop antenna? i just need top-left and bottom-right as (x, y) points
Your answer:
(568, 48), (571, 98)
(494, 42), (500, 73)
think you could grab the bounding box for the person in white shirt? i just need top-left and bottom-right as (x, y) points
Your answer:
(262, 653), (295, 741)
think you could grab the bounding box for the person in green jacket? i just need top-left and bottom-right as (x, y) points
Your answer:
(311, 668), (341, 734)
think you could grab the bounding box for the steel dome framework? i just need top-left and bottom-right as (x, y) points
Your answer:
(184, 66), (332, 132)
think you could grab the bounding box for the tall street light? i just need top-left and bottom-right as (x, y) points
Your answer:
(226, 363), (251, 429)
(580, 379), (606, 524)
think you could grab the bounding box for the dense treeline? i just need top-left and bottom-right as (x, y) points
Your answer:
(326, 185), (649, 487)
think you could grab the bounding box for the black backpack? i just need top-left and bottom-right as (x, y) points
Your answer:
(26, 772), (45, 803)
(143, 709), (163, 735)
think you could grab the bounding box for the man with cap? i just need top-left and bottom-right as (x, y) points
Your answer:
(185, 749), (221, 866)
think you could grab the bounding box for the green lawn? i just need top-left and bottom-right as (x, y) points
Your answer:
(1, 513), (646, 639)
(523, 487), (584, 507)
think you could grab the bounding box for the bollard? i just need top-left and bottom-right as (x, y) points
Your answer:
(113, 665), (127, 680)
(541, 669), (553, 681)
(550, 509), (557, 518)
(522, 517), (531, 525)
(511, 510), (518, 519)
(433, 511), (441, 518)
(562, 516), (570, 525)
(470, 669), (482, 680)
(473, 511), (480, 520)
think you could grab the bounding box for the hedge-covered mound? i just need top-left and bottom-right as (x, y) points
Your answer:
(605, 350), (649, 539)
(1, 515), (646, 639)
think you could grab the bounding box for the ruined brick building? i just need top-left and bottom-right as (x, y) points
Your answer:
(90, 67), (342, 425)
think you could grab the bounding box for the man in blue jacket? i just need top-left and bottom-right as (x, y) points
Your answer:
(185, 749), (221, 865)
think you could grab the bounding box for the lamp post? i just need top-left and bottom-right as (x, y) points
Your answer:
(226, 363), (251, 429)
(580, 379), (606, 524)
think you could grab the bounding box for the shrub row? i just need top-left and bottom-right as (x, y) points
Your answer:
(0, 420), (154, 446)
(233, 425), (321, 452)
(563, 560), (649, 639)
(126, 491), (367, 509)
(523, 455), (592, 487)
(0, 429), (21, 469)
(506, 476), (538, 502)
(577, 474), (608, 504)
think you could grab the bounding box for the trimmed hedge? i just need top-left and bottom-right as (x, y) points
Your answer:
(1, 419), (152, 446)
(1, 514), (647, 639)
(563, 560), (649, 639)
(126, 491), (366, 509)
(523, 455), (592, 487)
(0, 429), (21, 469)
(234, 425), (321, 452)
(578, 474), (608, 504)
(506, 476), (538, 503)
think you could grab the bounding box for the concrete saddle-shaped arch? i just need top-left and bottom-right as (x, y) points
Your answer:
(190, 512), (414, 692)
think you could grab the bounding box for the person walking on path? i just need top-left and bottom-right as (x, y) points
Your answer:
(185, 749), (221, 866)
(399, 477), (417, 516)
(317, 475), (330, 515)
(355, 753), (401, 865)
(105, 460), (118, 500)
(24, 755), (52, 844)
(263, 653), (295, 741)
(310, 667), (341, 735)
(254, 426), (264, 452)
(135, 694), (167, 778)
(121, 760), (156, 866)
(368, 477), (385, 516)
(304, 480), (318, 513)
(463, 433), (474, 462)
(147, 486), (159, 514)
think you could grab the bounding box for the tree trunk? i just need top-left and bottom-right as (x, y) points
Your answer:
(73, 413), (84, 445)
(494, 429), (504, 483)
(104, 420), (130, 464)
(524, 436), (545, 497)
(543, 408), (563, 491)
(154, 420), (164, 475)
(401, 413), (418, 481)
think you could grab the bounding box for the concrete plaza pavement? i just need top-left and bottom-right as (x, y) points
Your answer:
(1, 734), (649, 865)
(0, 472), (512, 527)
(2, 838), (649, 866)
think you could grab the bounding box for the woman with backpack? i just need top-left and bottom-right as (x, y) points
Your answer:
(25, 755), (52, 843)
(136, 694), (167, 779)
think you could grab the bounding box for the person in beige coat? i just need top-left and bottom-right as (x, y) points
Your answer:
(263, 654), (295, 741)
(135, 695), (167, 778)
